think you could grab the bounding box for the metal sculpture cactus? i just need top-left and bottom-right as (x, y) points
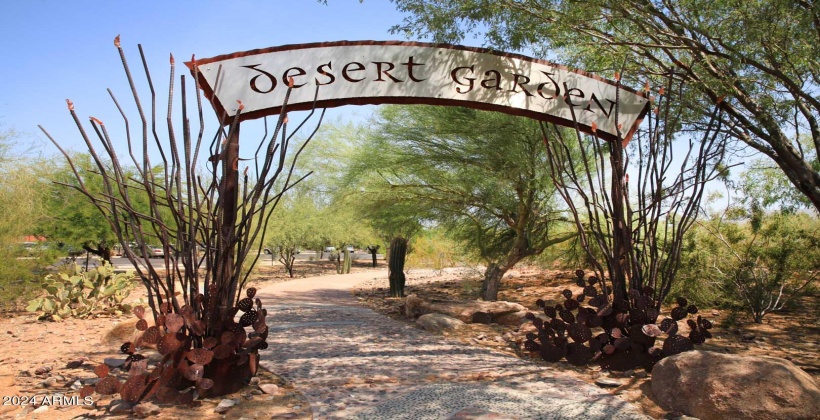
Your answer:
(39, 35), (324, 402)
(388, 237), (408, 297)
(542, 74), (731, 309)
(79, 286), (268, 403)
(522, 270), (711, 370)
(366, 245), (380, 267)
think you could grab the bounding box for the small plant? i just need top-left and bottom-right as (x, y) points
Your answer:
(522, 270), (711, 370)
(26, 262), (135, 320)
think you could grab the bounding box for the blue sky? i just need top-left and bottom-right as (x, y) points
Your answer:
(0, 1), (424, 156)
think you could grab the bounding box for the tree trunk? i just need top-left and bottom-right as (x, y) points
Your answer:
(481, 263), (508, 301)
(279, 251), (295, 278)
(82, 243), (112, 264)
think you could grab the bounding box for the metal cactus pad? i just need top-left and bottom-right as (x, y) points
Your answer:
(523, 270), (711, 370)
(85, 287), (268, 405)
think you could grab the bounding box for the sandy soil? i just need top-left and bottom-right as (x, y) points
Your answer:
(0, 260), (378, 419)
(0, 260), (816, 419)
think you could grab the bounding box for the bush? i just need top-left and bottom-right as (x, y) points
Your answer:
(405, 230), (467, 273)
(26, 262), (136, 320)
(680, 211), (819, 322)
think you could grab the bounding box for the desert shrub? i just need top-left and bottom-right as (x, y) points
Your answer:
(405, 230), (467, 273)
(26, 262), (136, 320)
(0, 248), (44, 312)
(691, 211), (819, 322)
(670, 225), (726, 308)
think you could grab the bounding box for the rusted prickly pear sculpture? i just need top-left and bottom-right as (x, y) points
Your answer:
(84, 286), (269, 405)
(522, 270), (711, 370)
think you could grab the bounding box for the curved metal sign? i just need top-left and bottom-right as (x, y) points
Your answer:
(186, 41), (649, 141)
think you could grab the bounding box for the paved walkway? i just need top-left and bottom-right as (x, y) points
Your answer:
(256, 271), (650, 420)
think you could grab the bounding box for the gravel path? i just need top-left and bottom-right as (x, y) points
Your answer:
(256, 270), (650, 419)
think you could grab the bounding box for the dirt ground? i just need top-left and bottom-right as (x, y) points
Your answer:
(0, 260), (816, 419)
(0, 259), (379, 420)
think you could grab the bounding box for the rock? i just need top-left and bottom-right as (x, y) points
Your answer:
(103, 358), (126, 368)
(404, 294), (426, 318)
(81, 377), (100, 386)
(108, 400), (133, 414)
(404, 295), (526, 323)
(133, 402), (161, 418)
(214, 398), (237, 414)
(651, 350), (820, 420)
(40, 377), (59, 388)
(31, 405), (48, 415)
(416, 313), (466, 333)
(101, 317), (156, 346)
(270, 413), (299, 419)
(65, 359), (85, 369)
(595, 377), (623, 387)
(259, 384), (280, 395)
(34, 366), (52, 375)
(495, 310), (529, 326)
(609, 369), (634, 378)
(248, 376), (260, 386)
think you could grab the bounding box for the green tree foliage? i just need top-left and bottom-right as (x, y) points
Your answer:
(684, 209), (819, 323)
(737, 137), (818, 213)
(265, 196), (327, 277)
(347, 106), (576, 300)
(0, 128), (49, 310)
(35, 155), (119, 262)
(390, 0), (820, 212)
(405, 229), (468, 274)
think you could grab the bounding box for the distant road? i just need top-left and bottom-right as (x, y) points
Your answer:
(88, 251), (383, 272)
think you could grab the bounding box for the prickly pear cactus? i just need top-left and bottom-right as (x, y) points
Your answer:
(26, 262), (135, 320)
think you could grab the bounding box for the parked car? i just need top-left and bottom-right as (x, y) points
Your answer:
(138, 245), (165, 258)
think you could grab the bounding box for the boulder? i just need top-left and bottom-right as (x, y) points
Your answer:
(494, 310), (529, 326)
(651, 350), (820, 420)
(403, 294), (526, 324)
(416, 313), (466, 333)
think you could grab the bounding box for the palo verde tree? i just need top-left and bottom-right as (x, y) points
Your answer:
(39, 37), (324, 400)
(0, 127), (47, 309)
(35, 155), (129, 264)
(347, 105), (577, 301)
(265, 195), (326, 278)
(391, 0), (820, 213)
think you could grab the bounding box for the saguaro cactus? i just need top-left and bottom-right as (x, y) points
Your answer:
(337, 247), (352, 274)
(388, 237), (408, 297)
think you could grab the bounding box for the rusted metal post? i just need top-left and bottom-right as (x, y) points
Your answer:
(219, 125), (240, 320)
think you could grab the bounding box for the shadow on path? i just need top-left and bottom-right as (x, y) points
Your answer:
(255, 272), (649, 419)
